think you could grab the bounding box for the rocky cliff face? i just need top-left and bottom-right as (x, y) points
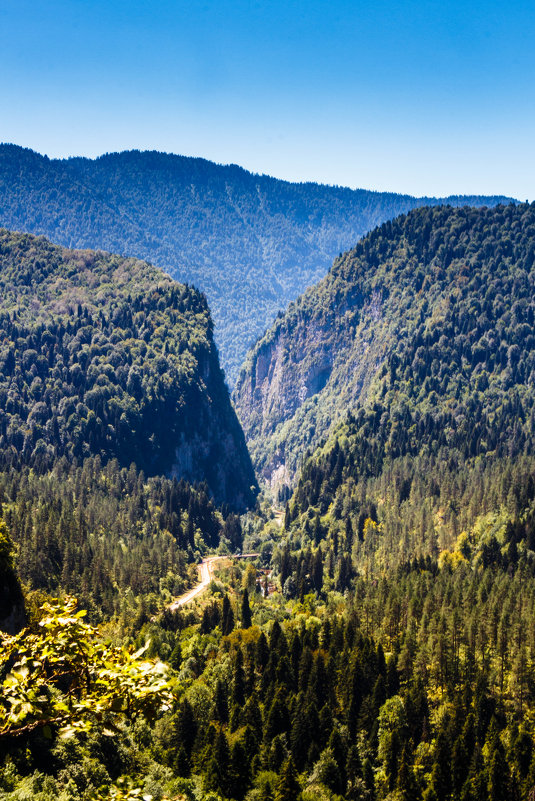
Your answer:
(170, 344), (258, 510)
(233, 268), (384, 485)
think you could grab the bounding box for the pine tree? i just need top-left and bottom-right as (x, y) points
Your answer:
(396, 745), (418, 801)
(487, 743), (509, 801)
(284, 502), (291, 530)
(275, 756), (301, 801)
(512, 727), (532, 780)
(232, 648), (246, 707)
(430, 731), (452, 801)
(230, 740), (251, 800)
(345, 516), (354, 547)
(169, 637), (182, 671)
(386, 653), (399, 696)
(256, 630), (269, 669)
(451, 736), (469, 797)
(172, 744), (191, 778)
(328, 728), (347, 792)
(312, 546), (323, 593)
(205, 728), (231, 797)
(214, 678), (229, 723)
(222, 593), (235, 635)
(173, 698), (196, 759)
(241, 588), (252, 628)
(290, 695), (312, 771)
(346, 744), (363, 797)
(265, 690), (291, 740)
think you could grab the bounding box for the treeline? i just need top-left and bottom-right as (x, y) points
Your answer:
(286, 441), (535, 581)
(4, 557), (535, 799)
(160, 561), (535, 800)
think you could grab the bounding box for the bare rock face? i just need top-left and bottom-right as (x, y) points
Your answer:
(236, 319), (335, 442)
(168, 343), (258, 511)
(233, 264), (376, 487)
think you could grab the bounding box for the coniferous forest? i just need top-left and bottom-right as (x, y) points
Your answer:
(2, 192), (535, 801)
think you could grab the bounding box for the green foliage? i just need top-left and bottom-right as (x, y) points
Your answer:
(241, 589), (252, 629)
(275, 757), (301, 801)
(0, 457), (225, 618)
(3, 191), (535, 801)
(147, 564), (535, 799)
(0, 596), (171, 741)
(0, 481), (221, 800)
(222, 594), (235, 636)
(4, 560), (535, 800)
(0, 145), (510, 384)
(0, 520), (14, 574)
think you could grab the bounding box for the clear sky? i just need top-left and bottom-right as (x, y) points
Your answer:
(1, 0), (533, 199)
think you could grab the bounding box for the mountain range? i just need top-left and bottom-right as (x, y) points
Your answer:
(2, 157), (535, 801)
(0, 144), (513, 384)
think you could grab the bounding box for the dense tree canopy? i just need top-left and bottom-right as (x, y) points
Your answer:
(0, 457), (229, 619)
(3, 197), (535, 800)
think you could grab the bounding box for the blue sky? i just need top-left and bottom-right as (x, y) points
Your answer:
(1, 0), (534, 199)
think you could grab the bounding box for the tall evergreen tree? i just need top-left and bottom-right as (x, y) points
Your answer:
(275, 756), (301, 801)
(241, 588), (252, 629)
(205, 728), (231, 797)
(222, 593), (235, 635)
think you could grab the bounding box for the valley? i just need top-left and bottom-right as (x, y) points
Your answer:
(2, 0), (533, 796)
(168, 556), (224, 610)
(1, 199), (535, 801)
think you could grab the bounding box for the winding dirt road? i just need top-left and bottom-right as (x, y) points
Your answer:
(167, 553), (261, 611)
(168, 556), (224, 611)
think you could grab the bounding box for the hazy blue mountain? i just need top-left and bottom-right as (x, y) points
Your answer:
(0, 144), (514, 384)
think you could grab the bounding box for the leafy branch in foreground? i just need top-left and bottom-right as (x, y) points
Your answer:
(0, 597), (172, 740)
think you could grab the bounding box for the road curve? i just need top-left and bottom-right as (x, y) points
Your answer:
(168, 556), (224, 611)
(167, 553), (261, 611)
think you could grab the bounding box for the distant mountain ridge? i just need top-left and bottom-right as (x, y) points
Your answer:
(234, 203), (535, 490)
(0, 228), (257, 508)
(0, 143), (514, 384)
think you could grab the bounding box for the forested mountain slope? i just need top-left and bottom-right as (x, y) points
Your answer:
(0, 144), (512, 384)
(0, 229), (256, 508)
(234, 203), (535, 489)
(249, 204), (535, 801)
